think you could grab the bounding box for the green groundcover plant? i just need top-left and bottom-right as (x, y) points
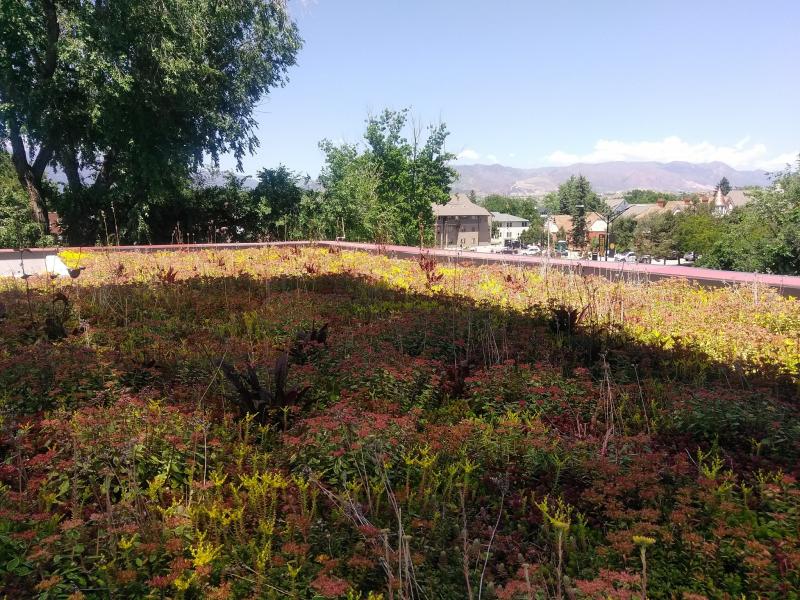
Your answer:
(0, 247), (798, 599)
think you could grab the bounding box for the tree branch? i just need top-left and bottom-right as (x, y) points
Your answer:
(8, 119), (32, 183)
(92, 150), (117, 192)
(62, 147), (83, 192)
(32, 144), (53, 181)
(38, 0), (60, 77)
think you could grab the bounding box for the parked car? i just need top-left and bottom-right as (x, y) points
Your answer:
(615, 251), (636, 263)
(683, 251), (698, 263)
(519, 245), (541, 256)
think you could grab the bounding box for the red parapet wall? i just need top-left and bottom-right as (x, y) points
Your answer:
(2, 241), (799, 296)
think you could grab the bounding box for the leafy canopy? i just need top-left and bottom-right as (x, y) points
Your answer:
(0, 0), (301, 232)
(0, 151), (52, 247)
(316, 109), (457, 245)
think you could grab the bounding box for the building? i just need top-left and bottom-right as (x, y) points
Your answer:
(611, 191), (753, 221)
(543, 212), (607, 247)
(490, 212), (529, 242)
(707, 188), (752, 215)
(432, 195), (492, 248)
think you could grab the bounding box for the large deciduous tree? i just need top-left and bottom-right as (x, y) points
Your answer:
(704, 160), (800, 274)
(317, 109), (457, 245)
(253, 165), (304, 240)
(0, 150), (53, 247)
(0, 0), (301, 233)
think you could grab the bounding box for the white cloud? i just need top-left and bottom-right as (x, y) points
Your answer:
(455, 148), (503, 164)
(456, 148), (481, 161)
(546, 136), (797, 170)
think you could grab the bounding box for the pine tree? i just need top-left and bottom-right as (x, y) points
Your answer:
(570, 202), (587, 249)
(717, 177), (732, 196)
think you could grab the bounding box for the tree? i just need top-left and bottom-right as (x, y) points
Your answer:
(556, 175), (606, 214)
(552, 176), (602, 250)
(570, 202), (587, 249)
(623, 189), (680, 204)
(318, 109), (457, 245)
(634, 211), (679, 259)
(0, 150), (53, 247)
(611, 217), (636, 252)
(673, 206), (722, 256)
(253, 166), (304, 240)
(717, 177), (732, 196)
(317, 141), (384, 241)
(703, 159), (800, 274)
(541, 191), (560, 215)
(0, 0), (301, 233)
(365, 109), (457, 245)
(481, 194), (542, 225)
(519, 226), (542, 247)
(144, 173), (263, 244)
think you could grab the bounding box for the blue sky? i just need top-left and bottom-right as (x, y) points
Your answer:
(220, 0), (800, 177)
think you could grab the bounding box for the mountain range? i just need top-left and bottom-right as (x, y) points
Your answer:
(452, 161), (772, 196)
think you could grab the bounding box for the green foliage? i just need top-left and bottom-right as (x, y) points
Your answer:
(481, 194), (544, 245)
(253, 166), (305, 240)
(610, 217), (636, 252)
(316, 109), (457, 245)
(316, 142), (385, 241)
(2, 248), (799, 598)
(0, 0), (301, 232)
(556, 175), (606, 214)
(717, 176), (732, 196)
(673, 206), (723, 256)
(634, 211), (679, 258)
(623, 189), (680, 204)
(570, 202), (588, 249)
(480, 194), (542, 224)
(703, 161), (800, 273)
(519, 226), (542, 246)
(0, 152), (53, 247)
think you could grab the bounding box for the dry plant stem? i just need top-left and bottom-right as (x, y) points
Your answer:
(556, 528), (564, 600)
(478, 486), (505, 600)
(459, 486), (475, 600)
(640, 545), (648, 600)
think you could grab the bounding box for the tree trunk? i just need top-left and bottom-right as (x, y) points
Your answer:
(8, 120), (53, 234)
(20, 169), (50, 232)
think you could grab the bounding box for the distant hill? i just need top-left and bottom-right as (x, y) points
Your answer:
(452, 161), (772, 196)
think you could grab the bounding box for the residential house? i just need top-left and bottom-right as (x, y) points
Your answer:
(618, 190), (753, 219)
(490, 212), (529, 242)
(543, 212), (608, 247)
(432, 194), (492, 248)
(703, 188), (752, 215)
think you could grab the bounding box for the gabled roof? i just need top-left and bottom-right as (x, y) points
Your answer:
(727, 190), (752, 207)
(585, 211), (607, 226)
(618, 203), (660, 220)
(432, 194), (492, 217)
(490, 212), (527, 223)
(544, 212), (607, 233)
(549, 215), (573, 232)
